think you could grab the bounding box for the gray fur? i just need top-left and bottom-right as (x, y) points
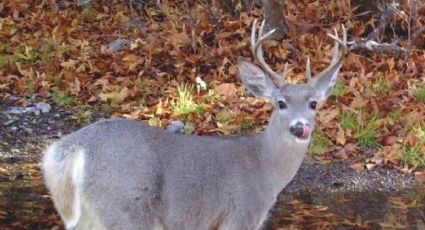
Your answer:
(42, 58), (341, 230)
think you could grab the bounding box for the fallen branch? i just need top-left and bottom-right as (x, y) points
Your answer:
(350, 39), (408, 59)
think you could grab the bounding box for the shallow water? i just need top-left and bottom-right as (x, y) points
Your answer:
(266, 184), (425, 229)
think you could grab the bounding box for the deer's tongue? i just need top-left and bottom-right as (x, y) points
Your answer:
(301, 124), (313, 139)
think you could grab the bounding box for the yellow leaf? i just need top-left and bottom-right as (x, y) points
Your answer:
(155, 100), (165, 115)
(98, 87), (129, 104)
(61, 59), (77, 69)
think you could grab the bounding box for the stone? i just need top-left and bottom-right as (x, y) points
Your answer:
(166, 120), (185, 134)
(36, 102), (52, 114)
(107, 39), (130, 52)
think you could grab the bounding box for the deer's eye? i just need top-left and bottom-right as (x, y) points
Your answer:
(278, 101), (287, 109)
(309, 101), (317, 110)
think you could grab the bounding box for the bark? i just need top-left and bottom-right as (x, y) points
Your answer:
(262, 0), (286, 40)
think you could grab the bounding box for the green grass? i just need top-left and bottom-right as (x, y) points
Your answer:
(309, 131), (333, 156)
(27, 79), (37, 96)
(340, 111), (382, 150)
(416, 86), (425, 103)
(340, 111), (358, 130)
(81, 6), (98, 22)
(76, 108), (93, 125)
(40, 43), (54, 65)
(371, 75), (391, 96)
(15, 46), (38, 63)
(401, 146), (425, 168)
(356, 116), (382, 150)
(54, 75), (63, 87)
(332, 80), (345, 98)
(0, 55), (7, 69)
(216, 110), (232, 124)
(52, 91), (73, 107)
(171, 84), (203, 117)
(388, 109), (402, 124)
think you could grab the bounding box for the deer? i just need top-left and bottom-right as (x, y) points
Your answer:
(42, 19), (347, 230)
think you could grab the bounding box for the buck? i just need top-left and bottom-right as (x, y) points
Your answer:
(42, 20), (347, 230)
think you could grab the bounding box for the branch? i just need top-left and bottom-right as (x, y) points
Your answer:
(350, 40), (408, 59)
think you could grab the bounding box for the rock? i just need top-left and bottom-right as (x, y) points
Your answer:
(25, 106), (40, 116)
(24, 128), (33, 134)
(77, 0), (92, 10)
(107, 39), (130, 52)
(9, 107), (25, 115)
(36, 102), (52, 114)
(54, 113), (61, 118)
(166, 120), (185, 134)
(10, 126), (18, 132)
(9, 96), (22, 101)
(4, 119), (17, 126)
(129, 19), (147, 28)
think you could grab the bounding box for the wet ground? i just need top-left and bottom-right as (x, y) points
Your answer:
(0, 100), (423, 229)
(268, 184), (425, 229)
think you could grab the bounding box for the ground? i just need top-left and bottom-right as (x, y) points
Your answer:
(0, 99), (422, 229)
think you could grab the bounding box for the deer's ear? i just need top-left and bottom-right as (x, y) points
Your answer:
(310, 64), (341, 102)
(238, 57), (277, 99)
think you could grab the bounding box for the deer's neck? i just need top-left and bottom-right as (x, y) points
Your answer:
(259, 113), (309, 191)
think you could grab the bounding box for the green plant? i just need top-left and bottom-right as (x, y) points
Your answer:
(356, 116), (382, 150)
(0, 55), (7, 69)
(332, 80), (345, 98)
(388, 109), (402, 124)
(52, 91), (73, 107)
(27, 79), (37, 96)
(309, 131), (333, 156)
(54, 75), (62, 87)
(371, 75), (391, 96)
(76, 108), (93, 125)
(341, 111), (382, 150)
(171, 84), (203, 117)
(415, 126), (425, 142)
(216, 110), (232, 124)
(15, 46), (38, 63)
(81, 6), (98, 22)
(416, 86), (425, 103)
(401, 146), (425, 168)
(400, 126), (425, 168)
(340, 111), (358, 130)
(207, 89), (220, 100)
(41, 43), (54, 65)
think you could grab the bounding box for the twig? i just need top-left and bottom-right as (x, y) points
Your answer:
(366, 1), (400, 41)
(404, 0), (417, 64)
(350, 39), (408, 59)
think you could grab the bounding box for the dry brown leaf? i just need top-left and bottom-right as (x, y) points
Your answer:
(98, 87), (130, 104)
(350, 162), (365, 172)
(217, 83), (237, 98)
(336, 125), (346, 145)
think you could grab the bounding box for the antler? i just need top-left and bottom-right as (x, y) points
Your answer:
(307, 25), (348, 82)
(251, 19), (288, 87)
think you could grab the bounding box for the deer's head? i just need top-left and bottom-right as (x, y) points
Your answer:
(239, 20), (347, 143)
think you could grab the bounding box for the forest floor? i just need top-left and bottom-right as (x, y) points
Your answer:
(0, 98), (422, 229)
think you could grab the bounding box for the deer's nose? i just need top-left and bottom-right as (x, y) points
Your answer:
(289, 121), (313, 139)
(289, 122), (304, 138)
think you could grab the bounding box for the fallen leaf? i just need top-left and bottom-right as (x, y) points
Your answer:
(216, 83), (237, 98)
(98, 87), (130, 104)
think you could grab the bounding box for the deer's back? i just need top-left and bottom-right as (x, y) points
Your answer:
(56, 119), (275, 229)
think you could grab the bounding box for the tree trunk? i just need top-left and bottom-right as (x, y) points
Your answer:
(263, 0), (286, 40)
